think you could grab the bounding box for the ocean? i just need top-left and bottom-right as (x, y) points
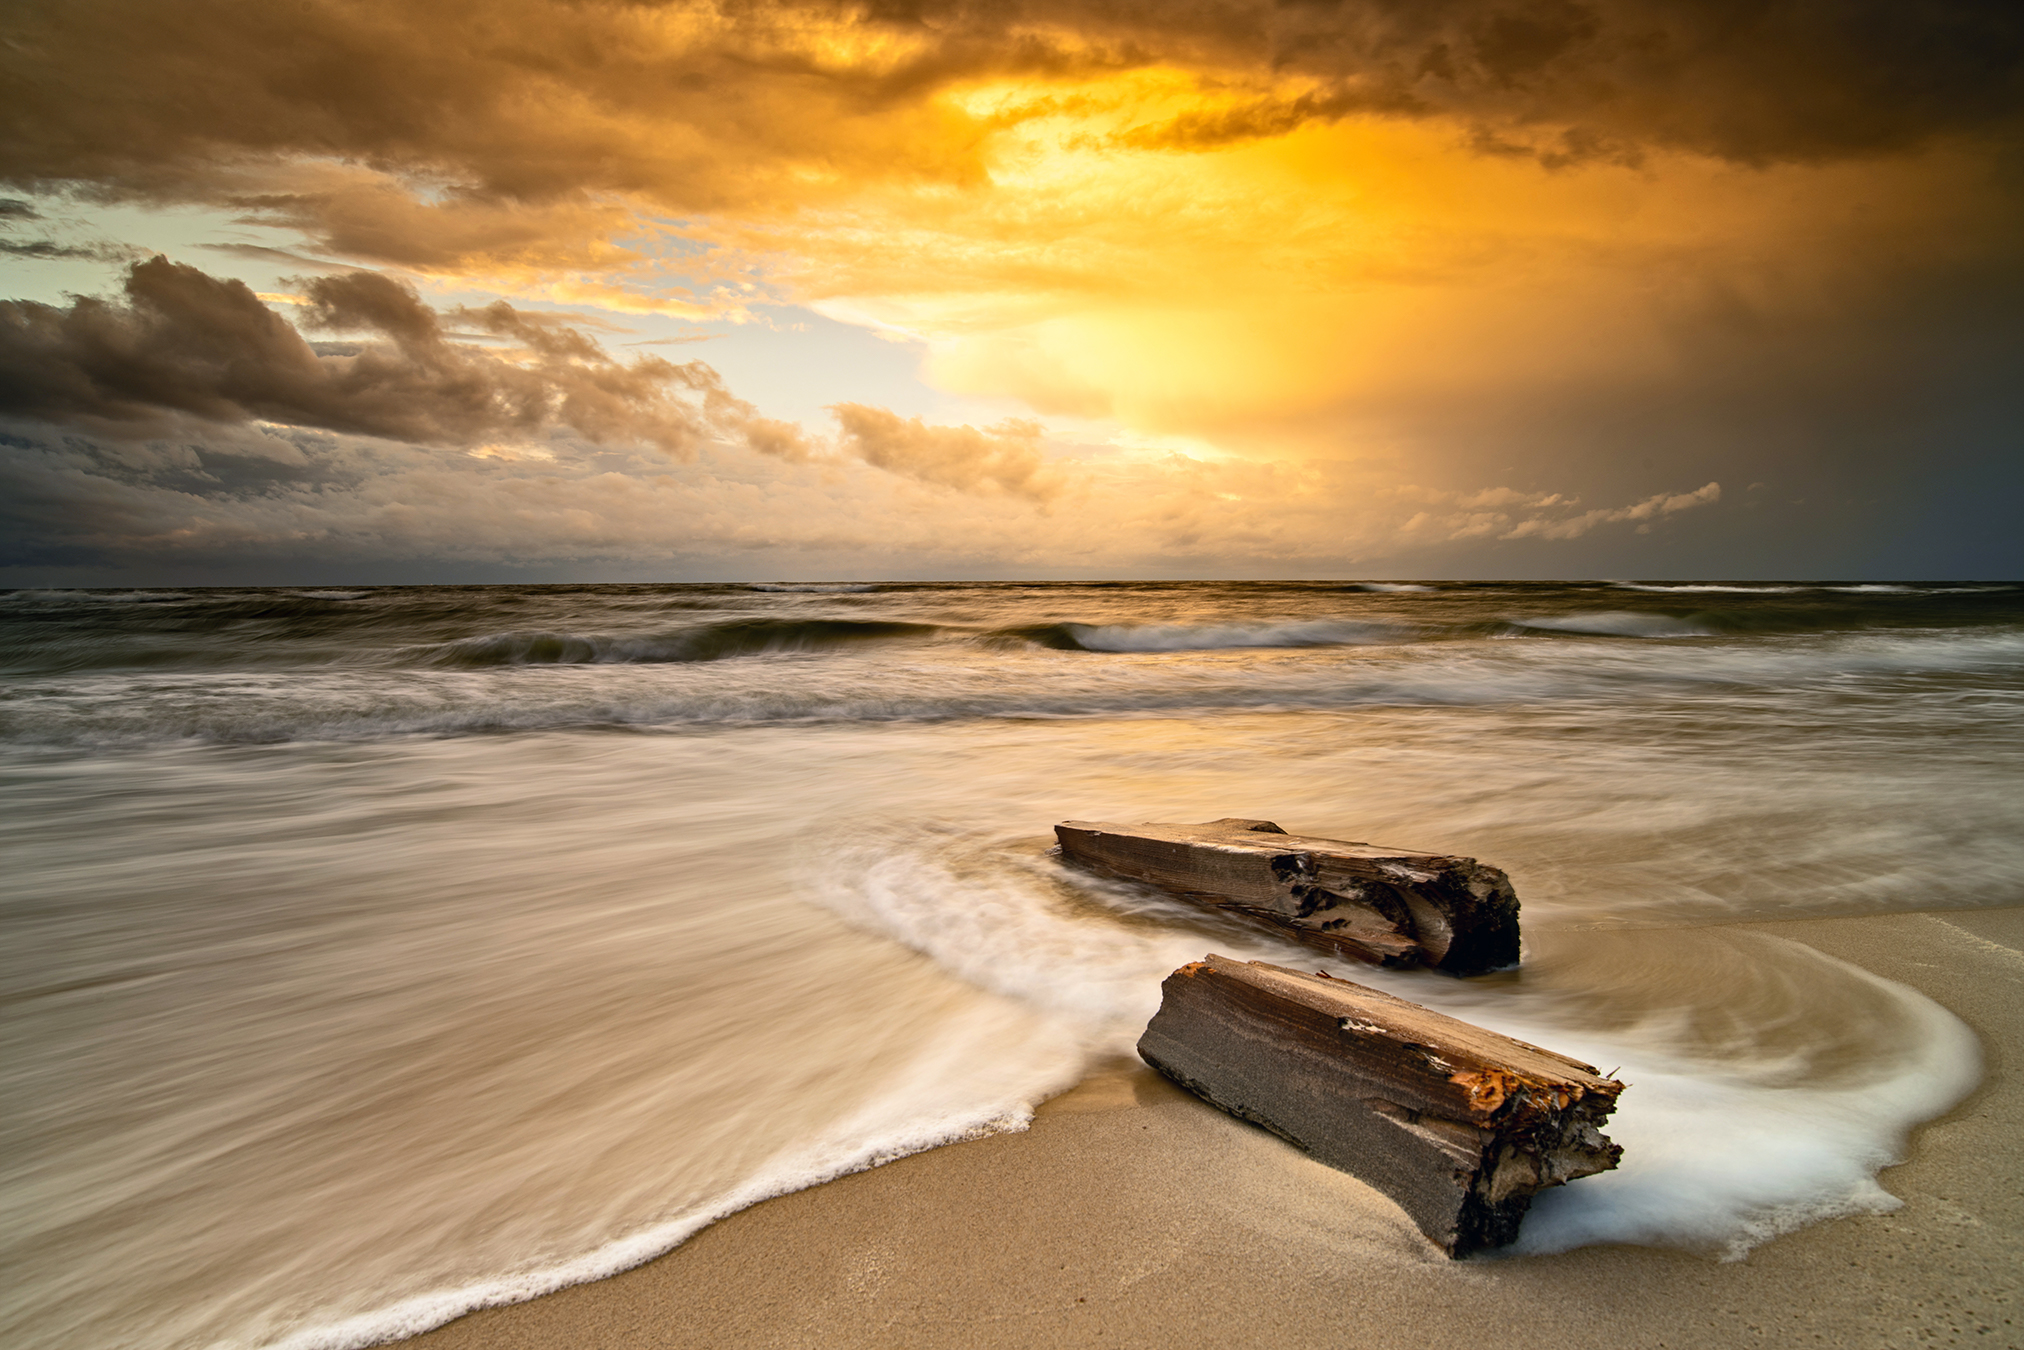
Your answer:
(3, 579), (2019, 1349)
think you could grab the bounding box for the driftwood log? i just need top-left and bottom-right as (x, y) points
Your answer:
(1056, 818), (1520, 975)
(1138, 954), (1624, 1257)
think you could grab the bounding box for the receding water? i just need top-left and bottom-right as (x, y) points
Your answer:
(2, 580), (2017, 1348)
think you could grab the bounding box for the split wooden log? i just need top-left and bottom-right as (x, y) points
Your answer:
(1138, 954), (1624, 1257)
(1055, 818), (1520, 975)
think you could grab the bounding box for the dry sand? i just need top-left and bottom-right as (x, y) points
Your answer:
(408, 909), (2022, 1349)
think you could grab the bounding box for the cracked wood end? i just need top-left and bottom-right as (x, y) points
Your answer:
(1056, 818), (1521, 975)
(1137, 953), (1624, 1257)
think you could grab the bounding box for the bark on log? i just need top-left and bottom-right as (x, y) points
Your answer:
(1138, 954), (1624, 1257)
(1055, 818), (1520, 975)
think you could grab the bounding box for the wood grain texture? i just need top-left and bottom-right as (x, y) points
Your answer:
(1056, 818), (1520, 974)
(1137, 954), (1624, 1256)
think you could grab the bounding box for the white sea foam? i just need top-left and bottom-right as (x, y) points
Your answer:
(1468, 954), (1983, 1259)
(808, 830), (1985, 1262)
(1610, 583), (1807, 593)
(1348, 582), (1436, 592)
(745, 582), (880, 593)
(1510, 611), (1713, 638)
(807, 831), (1286, 1052)
(269, 1008), (1082, 1350)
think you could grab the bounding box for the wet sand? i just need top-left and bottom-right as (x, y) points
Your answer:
(408, 908), (2022, 1350)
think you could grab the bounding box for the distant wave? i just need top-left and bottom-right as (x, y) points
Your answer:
(1344, 582), (1436, 593)
(4, 589), (196, 603)
(995, 618), (1410, 653)
(412, 619), (940, 667)
(1508, 612), (1713, 639)
(1611, 584), (1807, 594)
(743, 583), (881, 593)
(1611, 583), (2015, 597)
(1816, 583), (2020, 596)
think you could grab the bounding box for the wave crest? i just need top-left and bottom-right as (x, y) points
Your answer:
(994, 618), (1409, 653)
(414, 619), (940, 668)
(1611, 584), (1806, 594)
(1510, 612), (1712, 638)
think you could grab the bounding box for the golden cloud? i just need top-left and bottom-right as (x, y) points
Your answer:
(3, 0), (2019, 573)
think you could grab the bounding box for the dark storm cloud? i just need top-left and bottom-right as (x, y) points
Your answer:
(2, 1), (2017, 266)
(1101, 0), (2022, 165)
(0, 257), (768, 455)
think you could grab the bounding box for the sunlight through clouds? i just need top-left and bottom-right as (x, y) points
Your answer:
(2, 0), (2018, 580)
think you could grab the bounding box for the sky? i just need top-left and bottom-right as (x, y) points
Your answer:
(1, 0), (2019, 583)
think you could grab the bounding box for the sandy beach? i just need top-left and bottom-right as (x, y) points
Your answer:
(407, 906), (2022, 1350)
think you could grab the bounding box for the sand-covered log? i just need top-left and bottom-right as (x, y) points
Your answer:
(1137, 954), (1624, 1256)
(1056, 818), (1520, 974)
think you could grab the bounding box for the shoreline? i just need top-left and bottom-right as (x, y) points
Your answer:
(405, 908), (2023, 1349)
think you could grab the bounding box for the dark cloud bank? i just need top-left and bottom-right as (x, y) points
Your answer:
(0, 259), (1086, 580)
(5, 2), (2020, 214)
(0, 258), (762, 453)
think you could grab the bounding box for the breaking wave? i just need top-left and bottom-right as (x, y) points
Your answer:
(996, 618), (1411, 652)
(1611, 583), (1809, 594)
(743, 583), (882, 593)
(7, 581), (2021, 679)
(8, 626), (2022, 748)
(1509, 612), (1714, 638)
(411, 619), (941, 668)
